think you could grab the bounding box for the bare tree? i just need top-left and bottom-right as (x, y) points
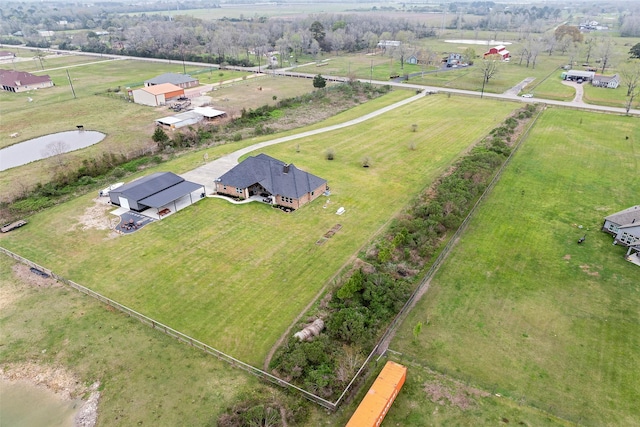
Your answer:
(582, 36), (597, 64)
(598, 37), (616, 74)
(625, 89), (639, 115)
(478, 55), (500, 98)
(619, 60), (640, 97)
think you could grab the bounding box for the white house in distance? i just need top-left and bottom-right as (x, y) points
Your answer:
(592, 74), (619, 89)
(602, 205), (640, 262)
(131, 83), (185, 107)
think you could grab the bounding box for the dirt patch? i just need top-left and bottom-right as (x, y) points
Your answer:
(71, 198), (115, 232)
(580, 264), (600, 277)
(11, 263), (60, 289)
(563, 254), (571, 260)
(1, 362), (84, 400)
(423, 370), (490, 410)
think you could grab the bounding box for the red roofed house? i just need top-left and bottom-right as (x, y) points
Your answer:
(0, 69), (54, 92)
(131, 83), (185, 107)
(483, 45), (510, 60)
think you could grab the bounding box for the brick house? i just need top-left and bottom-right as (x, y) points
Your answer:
(214, 153), (327, 210)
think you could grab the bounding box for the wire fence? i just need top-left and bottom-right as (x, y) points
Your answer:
(0, 246), (337, 410)
(0, 104), (544, 412)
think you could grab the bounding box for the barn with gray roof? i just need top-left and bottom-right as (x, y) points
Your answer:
(144, 73), (199, 89)
(214, 153), (327, 210)
(109, 172), (205, 218)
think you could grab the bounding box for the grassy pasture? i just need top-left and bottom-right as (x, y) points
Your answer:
(0, 256), (261, 427)
(390, 108), (640, 426)
(0, 95), (519, 366)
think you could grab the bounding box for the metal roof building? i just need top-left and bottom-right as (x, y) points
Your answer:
(145, 73), (199, 89)
(109, 172), (205, 218)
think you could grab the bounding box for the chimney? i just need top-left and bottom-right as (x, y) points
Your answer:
(283, 164), (289, 174)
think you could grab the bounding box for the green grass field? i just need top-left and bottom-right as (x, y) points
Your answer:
(0, 255), (268, 427)
(0, 95), (519, 366)
(389, 108), (640, 426)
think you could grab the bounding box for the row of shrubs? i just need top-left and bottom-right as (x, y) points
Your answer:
(154, 81), (391, 150)
(6, 153), (163, 217)
(269, 103), (538, 400)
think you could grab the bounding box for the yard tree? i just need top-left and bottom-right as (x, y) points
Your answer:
(619, 60), (640, 97)
(630, 43), (640, 59)
(478, 55), (500, 98)
(479, 55), (500, 82)
(598, 37), (616, 74)
(152, 127), (169, 145)
(583, 36), (597, 63)
(554, 25), (583, 43)
(462, 47), (476, 64)
(313, 74), (327, 89)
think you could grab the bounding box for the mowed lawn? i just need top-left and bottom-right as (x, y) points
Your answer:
(0, 95), (519, 366)
(390, 108), (640, 426)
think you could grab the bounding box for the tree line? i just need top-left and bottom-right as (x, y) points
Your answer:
(269, 104), (539, 400)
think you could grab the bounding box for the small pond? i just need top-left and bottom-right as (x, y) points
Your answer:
(0, 130), (106, 171)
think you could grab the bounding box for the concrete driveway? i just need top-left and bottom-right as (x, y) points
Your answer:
(181, 89), (428, 194)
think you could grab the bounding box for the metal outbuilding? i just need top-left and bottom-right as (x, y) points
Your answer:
(132, 83), (185, 107)
(109, 172), (205, 218)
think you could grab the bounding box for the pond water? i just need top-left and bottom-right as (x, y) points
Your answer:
(444, 39), (512, 45)
(0, 130), (106, 171)
(0, 379), (81, 427)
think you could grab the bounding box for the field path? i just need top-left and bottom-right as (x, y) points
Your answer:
(181, 89), (428, 192)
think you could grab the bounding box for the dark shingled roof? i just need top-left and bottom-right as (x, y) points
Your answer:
(116, 172), (184, 201)
(139, 181), (203, 208)
(145, 73), (198, 86)
(218, 153), (326, 199)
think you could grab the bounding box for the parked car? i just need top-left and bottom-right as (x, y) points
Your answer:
(521, 93), (533, 98)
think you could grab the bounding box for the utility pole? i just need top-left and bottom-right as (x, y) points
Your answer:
(67, 69), (76, 99)
(370, 59), (373, 83)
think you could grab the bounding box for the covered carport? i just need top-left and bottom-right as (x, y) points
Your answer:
(138, 181), (205, 220)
